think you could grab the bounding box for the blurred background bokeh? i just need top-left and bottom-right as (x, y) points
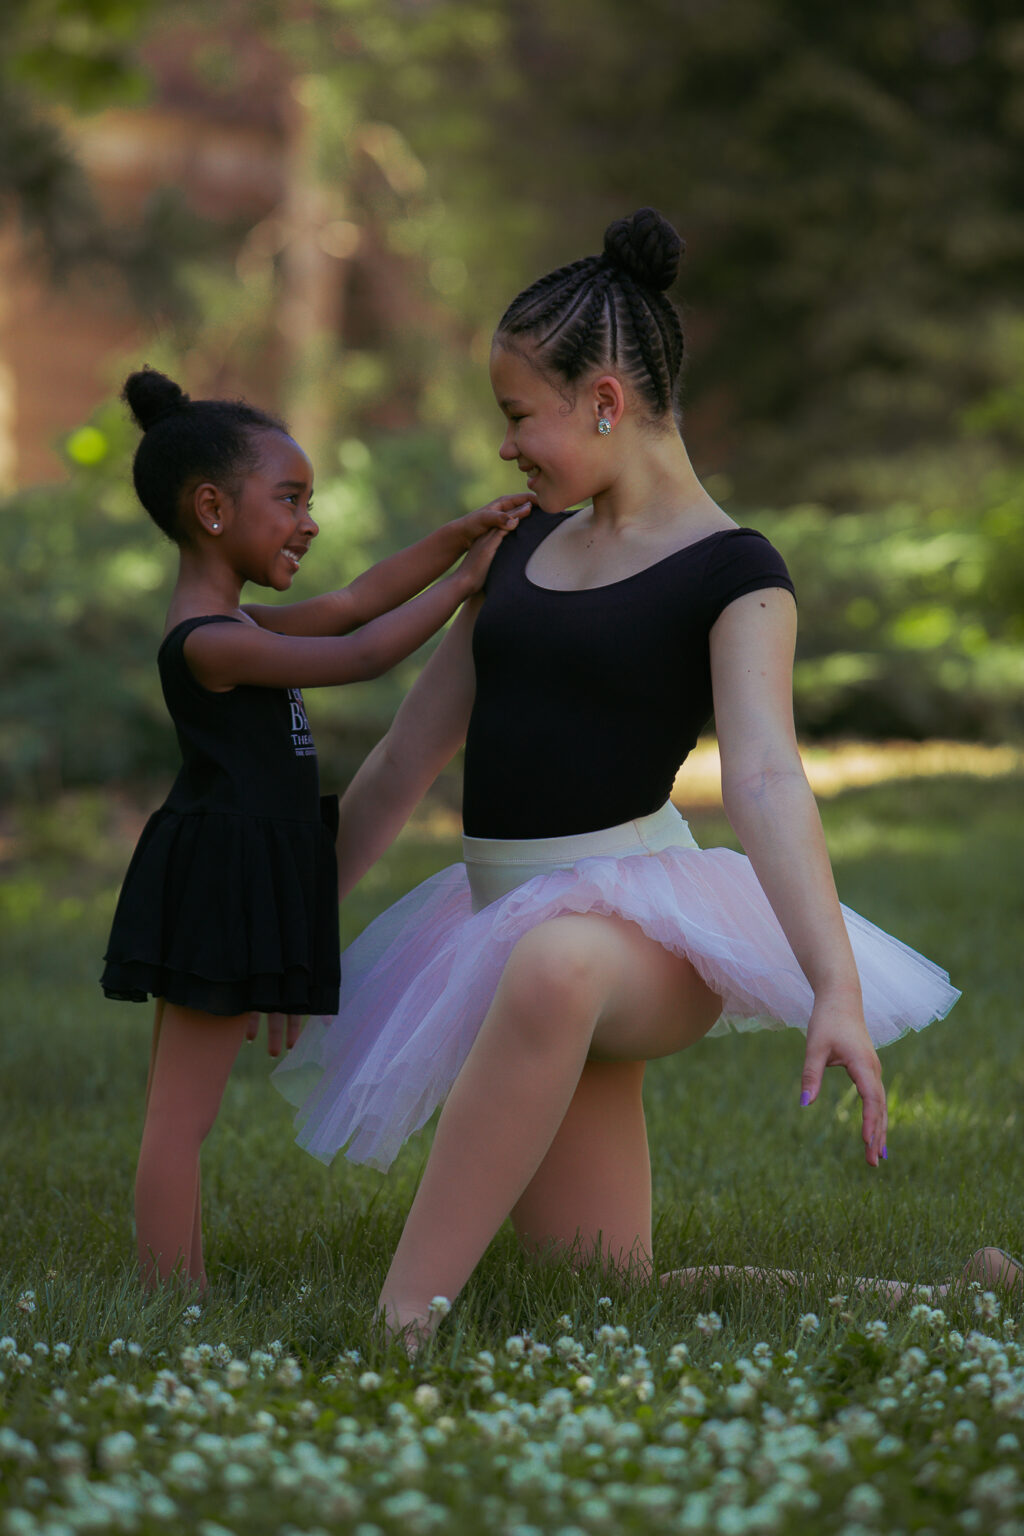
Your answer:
(2, 0), (1023, 802)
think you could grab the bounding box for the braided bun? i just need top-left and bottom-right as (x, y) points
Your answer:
(602, 207), (684, 292)
(122, 367), (191, 432)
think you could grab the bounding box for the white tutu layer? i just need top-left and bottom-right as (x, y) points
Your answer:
(274, 835), (960, 1171)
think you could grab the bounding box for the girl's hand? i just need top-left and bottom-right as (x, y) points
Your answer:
(800, 995), (887, 1166)
(245, 1012), (302, 1056)
(453, 528), (508, 593)
(453, 494), (535, 548)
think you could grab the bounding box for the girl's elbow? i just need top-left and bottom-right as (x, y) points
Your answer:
(721, 761), (809, 812)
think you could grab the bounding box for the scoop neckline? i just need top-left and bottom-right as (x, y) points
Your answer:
(522, 520), (752, 595)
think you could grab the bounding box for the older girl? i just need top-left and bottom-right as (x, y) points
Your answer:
(275, 210), (960, 1340)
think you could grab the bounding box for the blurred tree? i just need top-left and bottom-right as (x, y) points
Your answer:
(2, 0), (1022, 797)
(0, 0), (211, 312)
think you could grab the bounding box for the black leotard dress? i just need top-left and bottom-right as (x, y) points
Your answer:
(463, 513), (796, 837)
(101, 615), (340, 1017)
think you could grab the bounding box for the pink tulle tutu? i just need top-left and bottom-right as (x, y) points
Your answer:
(273, 809), (960, 1171)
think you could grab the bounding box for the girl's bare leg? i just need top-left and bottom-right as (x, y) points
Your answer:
(661, 1247), (1023, 1304)
(141, 1000), (204, 1286)
(135, 1002), (250, 1289)
(379, 914), (720, 1341)
(512, 1059), (653, 1274)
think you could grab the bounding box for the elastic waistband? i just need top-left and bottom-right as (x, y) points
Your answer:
(462, 800), (697, 866)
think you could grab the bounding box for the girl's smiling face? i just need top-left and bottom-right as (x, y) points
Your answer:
(230, 431), (319, 590)
(490, 342), (608, 513)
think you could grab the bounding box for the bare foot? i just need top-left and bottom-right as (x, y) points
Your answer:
(958, 1246), (1023, 1295)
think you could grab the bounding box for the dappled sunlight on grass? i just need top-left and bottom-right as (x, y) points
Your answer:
(672, 738), (1024, 811)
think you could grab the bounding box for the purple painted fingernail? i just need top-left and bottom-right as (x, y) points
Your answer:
(882, 1145), (888, 1160)
(800, 1090), (811, 1107)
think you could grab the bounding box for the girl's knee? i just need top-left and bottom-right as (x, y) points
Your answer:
(502, 918), (608, 1016)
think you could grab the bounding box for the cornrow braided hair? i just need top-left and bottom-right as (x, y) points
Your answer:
(497, 208), (686, 424)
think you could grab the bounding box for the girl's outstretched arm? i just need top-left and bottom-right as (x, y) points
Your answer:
(184, 536), (492, 693)
(334, 599), (479, 899)
(709, 587), (887, 1166)
(244, 494), (532, 637)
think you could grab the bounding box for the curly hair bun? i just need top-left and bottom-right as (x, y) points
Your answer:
(602, 207), (684, 292)
(122, 367), (191, 432)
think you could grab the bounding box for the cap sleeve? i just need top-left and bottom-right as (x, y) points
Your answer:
(702, 529), (796, 628)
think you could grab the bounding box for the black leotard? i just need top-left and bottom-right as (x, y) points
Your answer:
(101, 615), (340, 1016)
(462, 514), (795, 839)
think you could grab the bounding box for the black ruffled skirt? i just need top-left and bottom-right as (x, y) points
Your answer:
(101, 797), (340, 1016)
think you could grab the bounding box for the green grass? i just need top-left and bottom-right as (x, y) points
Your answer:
(1, 768), (1022, 1534)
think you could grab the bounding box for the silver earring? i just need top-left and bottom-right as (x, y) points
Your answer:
(211, 522), (219, 531)
(597, 418), (611, 436)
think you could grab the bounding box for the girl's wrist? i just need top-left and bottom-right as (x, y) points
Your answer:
(809, 976), (863, 1009)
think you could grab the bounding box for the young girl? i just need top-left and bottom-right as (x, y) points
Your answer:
(274, 210), (966, 1342)
(101, 366), (531, 1290)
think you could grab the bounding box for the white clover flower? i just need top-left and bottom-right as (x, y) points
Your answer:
(413, 1384), (441, 1412)
(952, 1417), (978, 1445)
(798, 1313), (820, 1335)
(358, 1371), (382, 1391)
(0, 1429), (37, 1465)
(574, 1374), (595, 1397)
(597, 1296), (613, 1309)
(32, 1342), (49, 1359)
(676, 1383), (707, 1417)
(827, 1292), (847, 1309)
(696, 1310), (723, 1338)
(182, 1304), (201, 1323)
(166, 1449), (208, 1491)
(52, 1342), (71, 1363)
(725, 1379), (758, 1413)
(975, 1290), (1001, 1322)
(843, 1482), (884, 1518)
(948, 1330), (966, 1351)
(198, 1523), (236, 1536)
(4, 1511), (36, 1536)
(12, 1354), (31, 1374)
(668, 1342), (691, 1368)
(224, 1359), (248, 1389)
(995, 1432), (1020, 1456)
(970, 1465), (1021, 1510)
(0, 1338), (18, 1360)
(50, 1440), (87, 1475)
(814, 1435), (852, 1473)
(505, 1335), (526, 1359)
(16, 1292), (36, 1315)
(864, 1319), (888, 1343)
(107, 1338), (124, 1357)
(875, 1433), (903, 1457)
(275, 1356), (302, 1388)
(899, 1346), (928, 1377)
(97, 1431), (136, 1472)
(428, 1296), (451, 1317)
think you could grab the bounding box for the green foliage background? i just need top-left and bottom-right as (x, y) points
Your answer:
(1, 0), (1023, 797)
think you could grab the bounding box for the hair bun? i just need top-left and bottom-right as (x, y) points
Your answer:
(122, 367), (191, 431)
(602, 207), (684, 292)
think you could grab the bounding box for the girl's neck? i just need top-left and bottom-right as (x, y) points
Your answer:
(166, 546), (245, 628)
(588, 429), (723, 535)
